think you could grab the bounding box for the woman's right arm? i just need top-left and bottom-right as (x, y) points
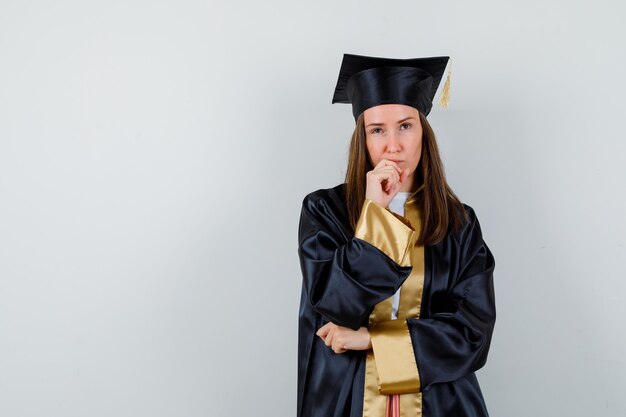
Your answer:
(298, 194), (415, 330)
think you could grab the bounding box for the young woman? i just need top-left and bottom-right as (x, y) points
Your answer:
(297, 54), (496, 417)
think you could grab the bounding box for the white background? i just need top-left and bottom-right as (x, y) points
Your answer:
(1, 1), (625, 416)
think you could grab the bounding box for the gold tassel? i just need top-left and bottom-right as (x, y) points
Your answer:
(439, 59), (451, 108)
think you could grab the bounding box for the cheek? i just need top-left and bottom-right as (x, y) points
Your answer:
(410, 141), (423, 167)
(366, 140), (383, 164)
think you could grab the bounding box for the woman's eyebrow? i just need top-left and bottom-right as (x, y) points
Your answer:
(365, 116), (416, 128)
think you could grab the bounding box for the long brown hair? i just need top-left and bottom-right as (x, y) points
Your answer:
(344, 111), (467, 246)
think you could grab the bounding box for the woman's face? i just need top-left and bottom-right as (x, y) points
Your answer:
(363, 104), (423, 188)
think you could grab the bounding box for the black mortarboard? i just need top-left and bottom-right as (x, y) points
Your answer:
(331, 53), (451, 120)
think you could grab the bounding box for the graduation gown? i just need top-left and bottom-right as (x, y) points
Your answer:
(297, 183), (496, 417)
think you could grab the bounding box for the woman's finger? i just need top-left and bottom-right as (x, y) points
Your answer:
(316, 322), (331, 338)
(374, 167), (400, 186)
(377, 159), (402, 174)
(324, 326), (335, 347)
(382, 168), (400, 190)
(333, 338), (346, 353)
(331, 330), (343, 352)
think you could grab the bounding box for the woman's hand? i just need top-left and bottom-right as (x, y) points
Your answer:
(365, 159), (411, 208)
(316, 322), (372, 354)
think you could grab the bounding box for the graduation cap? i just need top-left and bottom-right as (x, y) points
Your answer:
(331, 53), (451, 120)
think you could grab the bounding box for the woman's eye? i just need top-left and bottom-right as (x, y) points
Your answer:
(371, 128), (383, 134)
(400, 123), (411, 130)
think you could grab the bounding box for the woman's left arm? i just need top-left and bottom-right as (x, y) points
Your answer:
(369, 207), (496, 394)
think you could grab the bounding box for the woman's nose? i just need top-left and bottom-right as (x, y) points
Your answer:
(386, 132), (401, 151)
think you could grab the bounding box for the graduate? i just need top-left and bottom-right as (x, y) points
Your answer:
(297, 53), (496, 417)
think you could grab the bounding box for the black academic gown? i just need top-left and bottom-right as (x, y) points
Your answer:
(297, 183), (496, 417)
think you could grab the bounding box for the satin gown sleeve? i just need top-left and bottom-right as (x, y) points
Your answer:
(298, 194), (415, 331)
(407, 206), (496, 390)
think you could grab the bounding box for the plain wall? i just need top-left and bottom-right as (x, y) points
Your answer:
(1, 1), (625, 416)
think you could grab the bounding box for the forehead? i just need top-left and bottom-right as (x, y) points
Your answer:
(363, 104), (418, 123)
